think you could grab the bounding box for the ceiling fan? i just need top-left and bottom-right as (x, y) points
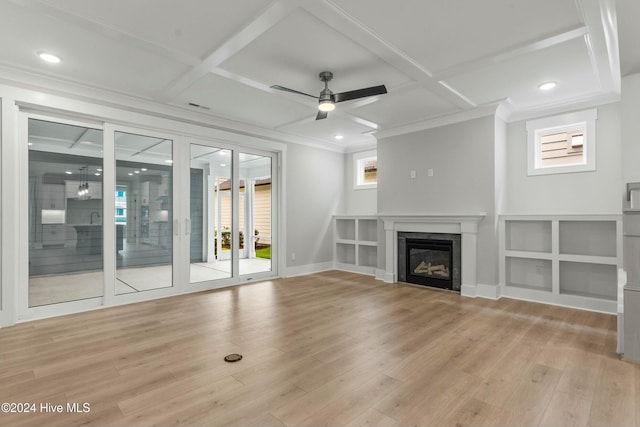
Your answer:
(271, 71), (387, 120)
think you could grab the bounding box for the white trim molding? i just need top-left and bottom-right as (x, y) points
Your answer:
(379, 213), (486, 297)
(284, 261), (334, 278)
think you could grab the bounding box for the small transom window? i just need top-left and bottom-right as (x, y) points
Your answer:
(526, 108), (597, 176)
(354, 150), (377, 189)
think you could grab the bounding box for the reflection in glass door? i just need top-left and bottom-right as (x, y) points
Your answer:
(115, 131), (173, 294)
(238, 152), (272, 276)
(27, 118), (104, 307)
(189, 144), (233, 283)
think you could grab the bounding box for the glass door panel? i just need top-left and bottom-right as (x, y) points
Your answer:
(239, 152), (272, 276)
(189, 144), (233, 283)
(28, 119), (104, 307)
(115, 131), (173, 294)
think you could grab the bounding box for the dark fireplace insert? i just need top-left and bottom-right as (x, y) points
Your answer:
(406, 238), (454, 289)
(398, 232), (461, 290)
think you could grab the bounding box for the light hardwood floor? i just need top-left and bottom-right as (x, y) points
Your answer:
(0, 270), (638, 427)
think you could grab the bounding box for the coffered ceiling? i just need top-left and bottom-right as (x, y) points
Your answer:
(0, 0), (635, 151)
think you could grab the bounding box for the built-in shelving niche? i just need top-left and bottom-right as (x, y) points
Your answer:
(334, 216), (378, 275)
(500, 215), (622, 313)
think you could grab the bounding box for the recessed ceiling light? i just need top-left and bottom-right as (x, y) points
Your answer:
(538, 81), (557, 91)
(164, 159), (173, 164)
(128, 173), (133, 176)
(38, 52), (61, 64)
(141, 168), (147, 171)
(220, 163), (227, 167)
(28, 142), (33, 146)
(97, 168), (102, 172)
(334, 135), (344, 140)
(65, 171), (72, 175)
(134, 170), (140, 174)
(95, 173), (101, 176)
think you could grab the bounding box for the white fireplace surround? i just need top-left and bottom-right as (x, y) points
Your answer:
(380, 214), (486, 297)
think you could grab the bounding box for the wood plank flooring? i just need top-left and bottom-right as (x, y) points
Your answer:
(0, 270), (638, 427)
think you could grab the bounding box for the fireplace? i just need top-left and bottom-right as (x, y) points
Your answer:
(381, 214), (484, 296)
(406, 239), (453, 289)
(398, 232), (461, 291)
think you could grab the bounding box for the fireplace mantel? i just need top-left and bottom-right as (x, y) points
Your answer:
(379, 213), (486, 297)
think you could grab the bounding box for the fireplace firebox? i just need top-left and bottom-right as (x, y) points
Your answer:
(406, 239), (453, 289)
(398, 232), (461, 291)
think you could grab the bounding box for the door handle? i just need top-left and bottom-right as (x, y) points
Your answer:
(174, 219), (179, 236)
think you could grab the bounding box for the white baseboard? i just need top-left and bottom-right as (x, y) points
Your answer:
(476, 283), (502, 300)
(283, 262), (334, 278)
(460, 284), (477, 297)
(375, 269), (385, 281)
(502, 286), (616, 314)
(461, 283), (502, 300)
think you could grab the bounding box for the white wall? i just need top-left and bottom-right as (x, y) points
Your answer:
(377, 116), (499, 286)
(505, 103), (622, 214)
(341, 150), (377, 215)
(622, 73), (640, 187)
(285, 143), (344, 273)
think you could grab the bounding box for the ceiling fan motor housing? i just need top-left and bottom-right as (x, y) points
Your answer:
(319, 71), (333, 82)
(319, 88), (334, 103)
(318, 71), (335, 110)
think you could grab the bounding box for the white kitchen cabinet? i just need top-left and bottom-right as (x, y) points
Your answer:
(42, 224), (65, 246)
(41, 184), (65, 210)
(141, 181), (150, 205)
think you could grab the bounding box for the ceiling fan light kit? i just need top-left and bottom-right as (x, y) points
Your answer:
(318, 100), (335, 112)
(271, 71), (386, 120)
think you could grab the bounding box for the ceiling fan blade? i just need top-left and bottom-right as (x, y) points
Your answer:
(334, 85), (387, 103)
(316, 110), (328, 120)
(270, 85), (318, 99)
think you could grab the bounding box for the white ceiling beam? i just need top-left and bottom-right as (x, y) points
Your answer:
(575, 0), (620, 94)
(302, 0), (475, 110)
(156, 0), (304, 103)
(433, 26), (590, 80)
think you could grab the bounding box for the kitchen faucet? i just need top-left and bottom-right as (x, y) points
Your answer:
(90, 212), (101, 224)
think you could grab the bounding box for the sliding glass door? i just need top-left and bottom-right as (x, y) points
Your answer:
(186, 143), (275, 285)
(188, 143), (233, 283)
(21, 113), (277, 318)
(114, 131), (174, 294)
(238, 152), (272, 276)
(27, 118), (104, 307)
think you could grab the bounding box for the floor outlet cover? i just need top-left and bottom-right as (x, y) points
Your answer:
(224, 353), (243, 362)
